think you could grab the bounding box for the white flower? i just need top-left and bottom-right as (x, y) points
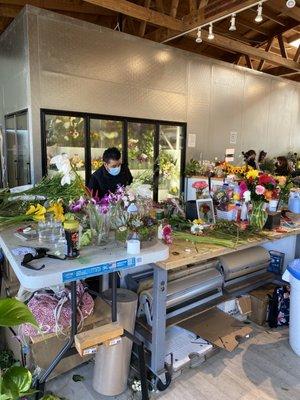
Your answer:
(243, 190), (251, 203)
(191, 224), (203, 235)
(50, 154), (75, 186)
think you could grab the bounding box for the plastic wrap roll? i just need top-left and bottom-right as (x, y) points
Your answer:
(92, 289), (138, 396)
(219, 246), (270, 281)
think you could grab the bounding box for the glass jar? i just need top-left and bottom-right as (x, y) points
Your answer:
(38, 215), (62, 243)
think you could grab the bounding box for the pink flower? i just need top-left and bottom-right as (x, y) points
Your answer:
(239, 181), (248, 198)
(255, 185), (265, 195)
(162, 224), (173, 244)
(192, 181), (208, 190)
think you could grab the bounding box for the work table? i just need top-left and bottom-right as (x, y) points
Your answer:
(158, 227), (300, 270)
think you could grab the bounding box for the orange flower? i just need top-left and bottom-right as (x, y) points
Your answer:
(264, 190), (273, 201)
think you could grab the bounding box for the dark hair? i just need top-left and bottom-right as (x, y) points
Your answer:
(258, 150), (267, 163)
(102, 147), (121, 163)
(242, 150), (256, 162)
(277, 156), (288, 168)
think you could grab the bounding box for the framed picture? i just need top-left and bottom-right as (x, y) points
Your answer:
(196, 198), (215, 225)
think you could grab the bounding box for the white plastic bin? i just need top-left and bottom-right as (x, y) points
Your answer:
(282, 260), (300, 356)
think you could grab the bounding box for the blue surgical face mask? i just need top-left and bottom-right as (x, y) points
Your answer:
(108, 166), (121, 176)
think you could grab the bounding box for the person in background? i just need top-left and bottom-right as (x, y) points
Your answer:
(88, 147), (133, 198)
(275, 156), (291, 176)
(258, 151), (267, 165)
(242, 150), (258, 170)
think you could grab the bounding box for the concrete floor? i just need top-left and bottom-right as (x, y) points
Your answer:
(46, 324), (300, 400)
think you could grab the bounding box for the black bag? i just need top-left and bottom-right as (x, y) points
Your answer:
(268, 286), (290, 328)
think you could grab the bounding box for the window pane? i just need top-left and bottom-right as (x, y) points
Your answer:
(90, 119), (122, 172)
(127, 122), (155, 188)
(45, 114), (85, 180)
(158, 125), (184, 202)
(16, 112), (30, 185)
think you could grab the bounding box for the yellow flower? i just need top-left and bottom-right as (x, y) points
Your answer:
(47, 202), (65, 222)
(246, 169), (259, 180)
(26, 204), (47, 222)
(233, 193), (240, 201)
(26, 205), (36, 215)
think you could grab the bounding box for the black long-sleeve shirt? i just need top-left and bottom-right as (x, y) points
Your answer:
(88, 165), (133, 198)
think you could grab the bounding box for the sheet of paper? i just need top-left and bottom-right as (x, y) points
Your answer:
(187, 134), (196, 148)
(164, 326), (212, 371)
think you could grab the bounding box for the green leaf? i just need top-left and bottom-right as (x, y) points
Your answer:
(41, 394), (62, 400)
(72, 374), (85, 382)
(0, 298), (37, 327)
(2, 366), (32, 397)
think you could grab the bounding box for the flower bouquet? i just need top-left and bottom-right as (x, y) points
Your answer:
(192, 180), (208, 199)
(239, 170), (280, 230)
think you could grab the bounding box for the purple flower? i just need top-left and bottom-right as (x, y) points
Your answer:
(69, 197), (86, 212)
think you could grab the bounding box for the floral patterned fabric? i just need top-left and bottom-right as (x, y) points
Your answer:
(19, 282), (94, 337)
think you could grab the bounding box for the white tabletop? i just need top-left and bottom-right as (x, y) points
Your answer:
(0, 227), (169, 291)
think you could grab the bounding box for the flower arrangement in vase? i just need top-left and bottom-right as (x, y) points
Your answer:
(192, 180), (208, 199)
(239, 170), (280, 230)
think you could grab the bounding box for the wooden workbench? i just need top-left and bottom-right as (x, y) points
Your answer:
(158, 227), (300, 270)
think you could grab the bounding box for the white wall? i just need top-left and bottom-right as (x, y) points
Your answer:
(1, 6), (299, 183)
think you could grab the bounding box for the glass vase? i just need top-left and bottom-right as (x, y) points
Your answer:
(88, 205), (110, 245)
(249, 201), (267, 230)
(196, 189), (207, 199)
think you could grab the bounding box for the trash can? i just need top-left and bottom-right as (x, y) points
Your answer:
(282, 260), (300, 356)
(92, 289), (138, 395)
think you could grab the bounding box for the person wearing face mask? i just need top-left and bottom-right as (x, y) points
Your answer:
(88, 147), (133, 198)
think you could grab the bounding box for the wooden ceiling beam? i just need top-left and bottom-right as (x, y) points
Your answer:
(189, 28), (300, 71)
(264, 66), (299, 76)
(189, 0), (197, 13)
(138, 0), (151, 37)
(183, 0), (261, 29)
(267, 0), (300, 22)
(245, 54), (253, 69)
(0, 0), (114, 15)
(294, 45), (300, 62)
(84, 0), (184, 31)
(257, 37), (274, 71)
(235, 16), (270, 36)
(170, 0), (180, 18)
(277, 34), (287, 58)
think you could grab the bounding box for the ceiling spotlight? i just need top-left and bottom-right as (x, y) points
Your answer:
(286, 0), (296, 7)
(255, 2), (263, 23)
(208, 23), (214, 40)
(229, 13), (236, 31)
(196, 27), (203, 43)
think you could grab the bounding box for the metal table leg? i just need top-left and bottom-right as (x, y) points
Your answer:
(150, 264), (168, 375)
(35, 280), (77, 399)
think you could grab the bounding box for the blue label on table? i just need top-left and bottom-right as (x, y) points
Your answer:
(62, 257), (137, 282)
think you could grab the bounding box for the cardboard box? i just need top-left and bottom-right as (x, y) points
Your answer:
(3, 298), (111, 380)
(249, 284), (276, 326)
(179, 307), (252, 352)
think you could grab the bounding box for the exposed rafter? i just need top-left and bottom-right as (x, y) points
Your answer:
(267, 0), (300, 22)
(138, 0), (151, 37)
(257, 37), (274, 71)
(84, 0), (184, 31)
(188, 28), (300, 71)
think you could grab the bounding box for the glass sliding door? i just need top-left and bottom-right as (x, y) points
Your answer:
(44, 114), (86, 180)
(5, 115), (17, 188)
(5, 111), (30, 188)
(90, 118), (123, 173)
(16, 112), (31, 186)
(158, 124), (185, 202)
(127, 122), (155, 195)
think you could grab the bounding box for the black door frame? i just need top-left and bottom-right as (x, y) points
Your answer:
(41, 109), (187, 201)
